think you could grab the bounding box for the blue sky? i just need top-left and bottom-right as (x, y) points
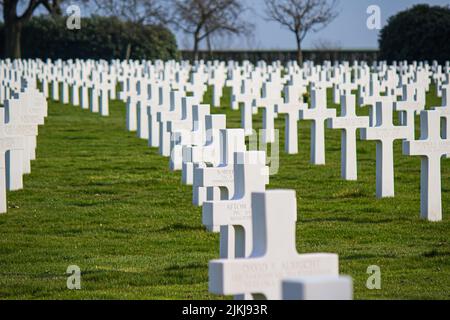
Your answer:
(176, 0), (449, 50)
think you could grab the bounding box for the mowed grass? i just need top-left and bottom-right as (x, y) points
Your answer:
(0, 83), (448, 299)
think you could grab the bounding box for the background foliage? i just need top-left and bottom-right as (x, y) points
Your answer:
(0, 16), (178, 60)
(379, 4), (450, 63)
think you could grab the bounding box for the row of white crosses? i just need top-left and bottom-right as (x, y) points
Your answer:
(84, 58), (445, 299)
(115, 62), (230, 213)
(243, 61), (450, 222)
(8, 58), (448, 299)
(40, 60), (113, 116)
(112, 60), (352, 300)
(358, 74), (450, 222)
(0, 68), (47, 214)
(43, 58), (449, 218)
(199, 75), (352, 299)
(20, 58), (450, 223)
(123, 59), (448, 299)
(404, 84), (450, 222)
(198, 145), (349, 299)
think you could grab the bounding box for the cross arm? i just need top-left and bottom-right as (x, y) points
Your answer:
(403, 140), (450, 157)
(202, 200), (251, 232)
(194, 167), (234, 188)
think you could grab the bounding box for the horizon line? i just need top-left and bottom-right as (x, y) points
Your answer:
(179, 48), (380, 52)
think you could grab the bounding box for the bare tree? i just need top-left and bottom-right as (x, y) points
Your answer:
(92, 0), (168, 25)
(170, 0), (252, 61)
(264, 0), (339, 64)
(2, 0), (63, 58)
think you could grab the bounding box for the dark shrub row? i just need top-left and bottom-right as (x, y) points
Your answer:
(0, 15), (178, 60)
(379, 4), (450, 64)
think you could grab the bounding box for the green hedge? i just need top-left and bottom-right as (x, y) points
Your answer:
(379, 4), (450, 63)
(0, 15), (178, 60)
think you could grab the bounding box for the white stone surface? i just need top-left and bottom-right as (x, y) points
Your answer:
(361, 97), (410, 198)
(394, 84), (426, 140)
(276, 85), (307, 154)
(282, 275), (353, 300)
(203, 151), (269, 260)
(432, 85), (450, 158)
(403, 110), (450, 221)
(191, 114), (227, 206)
(194, 129), (247, 205)
(300, 87), (336, 165)
(168, 96), (200, 170)
(328, 94), (369, 180)
(181, 104), (210, 184)
(3, 95), (39, 177)
(0, 109), (25, 213)
(209, 190), (339, 300)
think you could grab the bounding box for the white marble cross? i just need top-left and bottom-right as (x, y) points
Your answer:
(276, 85), (307, 154)
(403, 110), (450, 221)
(4, 94), (40, 175)
(168, 96), (200, 171)
(381, 68), (399, 96)
(239, 93), (256, 136)
(70, 70), (81, 107)
(0, 109), (25, 213)
(21, 87), (47, 124)
(432, 85), (450, 158)
(17, 88), (46, 162)
(361, 97), (410, 198)
(89, 84), (99, 113)
(41, 77), (49, 98)
(194, 129), (247, 205)
(209, 190), (339, 300)
(180, 104), (211, 184)
(394, 84), (426, 139)
(229, 72), (244, 111)
(70, 82), (80, 107)
(96, 79), (109, 117)
(158, 90), (183, 155)
(187, 72), (207, 102)
(125, 84), (139, 132)
(135, 78), (151, 139)
(258, 82), (282, 144)
(203, 151), (269, 260)
(232, 79), (255, 113)
(328, 94), (369, 180)
(211, 68), (226, 107)
(155, 84), (173, 146)
(313, 69), (332, 90)
(299, 87), (336, 165)
(332, 70), (356, 105)
(80, 81), (89, 110)
(359, 73), (382, 126)
(146, 83), (164, 147)
(51, 77), (59, 101)
(190, 114), (227, 206)
(61, 79), (69, 104)
(285, 73), (307, 103)
(1, 101), (35, 191)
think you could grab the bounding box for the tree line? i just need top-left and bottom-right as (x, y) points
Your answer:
(1, 0), (338, 64)
(1, 1), (449, 64)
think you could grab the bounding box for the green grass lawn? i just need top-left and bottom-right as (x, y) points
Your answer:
(0, 84), (448, 299)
